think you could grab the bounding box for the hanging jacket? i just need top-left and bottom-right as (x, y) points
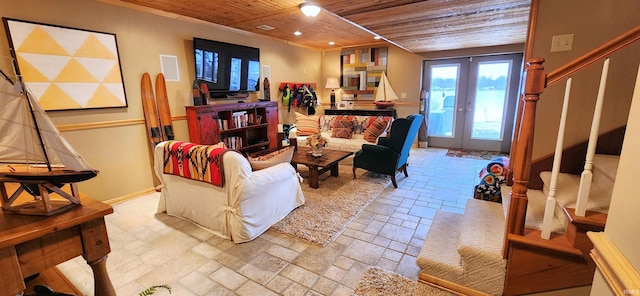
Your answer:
(282, 84), (291, 111)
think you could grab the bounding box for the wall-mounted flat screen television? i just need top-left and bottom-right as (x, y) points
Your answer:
(193, 37), (260, 98)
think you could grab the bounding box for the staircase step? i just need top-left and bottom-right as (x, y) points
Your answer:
(417, 211), (464, 283)
(458, 199), (506, 295)
(419, 200), (508, 295)
(592, 154), (619, 197)
(460, 198), (505, 254)
(593, 154), (619, 181)
(501, 186), (565, 234)
(540, 171), (611, 214)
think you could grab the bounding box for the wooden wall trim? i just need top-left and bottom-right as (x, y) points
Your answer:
(588, 232), (640, 295)
(104, 187), (156, 205)
(56, 116), (186, 132)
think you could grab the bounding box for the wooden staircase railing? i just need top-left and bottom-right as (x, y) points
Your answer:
(502, 25), (640, 295)
(505, 24), (640, 242)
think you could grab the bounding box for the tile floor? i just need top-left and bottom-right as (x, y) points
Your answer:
(57, 147), (491, 295)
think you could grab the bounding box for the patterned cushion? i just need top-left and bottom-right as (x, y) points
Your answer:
(354, 116), (369, 134)
(295, 112), (320, 136)
(247, 146), (295, 170)
(331, 128), (353, 139)
(363, 119), (390, 142)
(331, 119), (355, 139)
(321, 115), (336, 131)
(331, 115), (356, 124)
(364, 116), (393, 129)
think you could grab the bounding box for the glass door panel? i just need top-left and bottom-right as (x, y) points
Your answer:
(428, 65), (458, 137)
(470, 61), (510, 140)
(424, 58), (469, 149)
(423, 54), (522, 152)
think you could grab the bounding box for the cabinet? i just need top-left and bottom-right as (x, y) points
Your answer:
(186, 101), (279, 153)
(324, 106), (397, 118)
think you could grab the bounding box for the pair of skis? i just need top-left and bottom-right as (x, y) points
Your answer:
(141, 72), (174, 147)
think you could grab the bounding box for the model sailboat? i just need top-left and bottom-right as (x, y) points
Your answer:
(373, 72), (399, 109)
(0, 69), (98, 215)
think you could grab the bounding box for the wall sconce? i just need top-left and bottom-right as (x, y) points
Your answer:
(325, 77), (340, 108)
(299, 2), (321, 17)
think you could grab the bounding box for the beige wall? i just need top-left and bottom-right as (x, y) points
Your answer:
(0, 0), (322, 201)
(590, 66), (640, 296)
(530, 0), (640, 159)
(316, 46), (424, 119)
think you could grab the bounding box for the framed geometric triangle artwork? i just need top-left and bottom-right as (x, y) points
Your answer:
(3, 18), (127, 111)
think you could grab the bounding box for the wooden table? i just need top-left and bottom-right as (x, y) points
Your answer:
(291, 147), (353, 189)
(0, 190), (115, 295)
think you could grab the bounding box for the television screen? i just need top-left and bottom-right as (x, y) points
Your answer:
(193, 37), (260, 98)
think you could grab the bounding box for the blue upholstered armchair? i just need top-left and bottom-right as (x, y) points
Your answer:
(352, 114), (423, 188)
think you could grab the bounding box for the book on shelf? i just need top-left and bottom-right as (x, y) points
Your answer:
(232, 112), (250, 128)
(222, 136), (243, 150)
(216, 118), (228, 130)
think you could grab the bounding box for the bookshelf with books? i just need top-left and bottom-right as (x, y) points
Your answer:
(186, 101), (278, 153)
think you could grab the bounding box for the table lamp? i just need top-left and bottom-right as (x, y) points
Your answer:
(325, 77), (340, 108)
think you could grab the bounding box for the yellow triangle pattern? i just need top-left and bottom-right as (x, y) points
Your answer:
(103, 63), (123, 83)
(17, 26), (69, 56)
(54, 58), (98, 83)
(87, 85), (126, 108)
(12, 23), (126, 110)
(74, 34), (115, 59)
(16, 55), (50, 82)
(38, 84), (82, 110)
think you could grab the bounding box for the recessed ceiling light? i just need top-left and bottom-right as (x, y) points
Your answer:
(374, 36), (382, 40)
(328, 41), (335, 45)
(294, 31), (302, 36)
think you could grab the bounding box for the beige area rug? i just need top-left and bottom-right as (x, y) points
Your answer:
(271, 165), (390, 247)
(353, 267), (454, 296)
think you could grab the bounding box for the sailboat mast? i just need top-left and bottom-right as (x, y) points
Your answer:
(9, 70), (54, 172)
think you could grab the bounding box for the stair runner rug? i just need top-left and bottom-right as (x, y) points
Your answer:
(270, 165), (390, 247)
(353, 267), (454, 296)
(446, 148), (508, 160)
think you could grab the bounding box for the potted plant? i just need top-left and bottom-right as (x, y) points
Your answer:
(305, 133), (328, 157)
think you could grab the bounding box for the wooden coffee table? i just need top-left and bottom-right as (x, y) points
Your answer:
(291, 147), (353, 189)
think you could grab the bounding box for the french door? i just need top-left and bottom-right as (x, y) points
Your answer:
(423, 53), (522, 152)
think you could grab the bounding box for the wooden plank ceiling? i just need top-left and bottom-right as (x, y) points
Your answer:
(107, 0), (531, 53)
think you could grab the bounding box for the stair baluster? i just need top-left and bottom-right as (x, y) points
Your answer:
(542, 77), (573, 239)
(576, 58), (610, 216)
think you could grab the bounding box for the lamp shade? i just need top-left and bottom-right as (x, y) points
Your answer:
(325, 77), (340, 89)
(300, 3), (321, 17)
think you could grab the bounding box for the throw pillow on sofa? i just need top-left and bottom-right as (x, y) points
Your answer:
(247, 146), (295, 170)
(321, 115), (336, 131)
(331, 119), (355, 139)
(363, 118), (390, 142)
(364, 116), (394, 129)
(295, 112), (320, 136)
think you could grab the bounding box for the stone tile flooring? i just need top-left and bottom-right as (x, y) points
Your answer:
(57, 147), (490, 295)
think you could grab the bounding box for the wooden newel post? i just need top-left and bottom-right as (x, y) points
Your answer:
(503, 57), (546, 257)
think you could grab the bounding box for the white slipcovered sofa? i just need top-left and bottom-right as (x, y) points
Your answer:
(290, 128), (371, 153)
(154, 141), (305, 243)
(289, 114), (393, 153)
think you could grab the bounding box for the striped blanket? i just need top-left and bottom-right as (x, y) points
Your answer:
(162, 141), (229, 187)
